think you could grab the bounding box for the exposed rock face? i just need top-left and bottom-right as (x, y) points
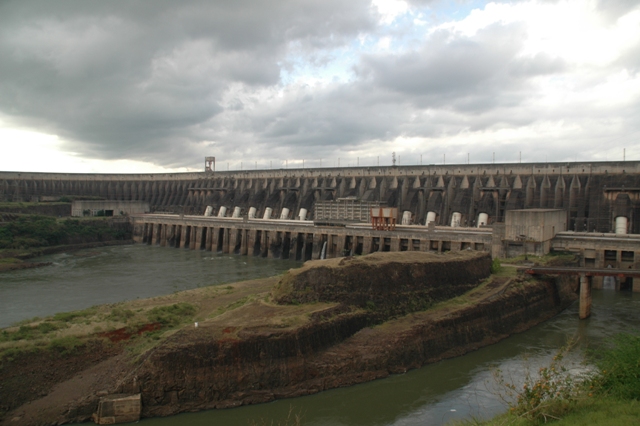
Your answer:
(124, 252), (576, 418)
(273, 251), (491, 317)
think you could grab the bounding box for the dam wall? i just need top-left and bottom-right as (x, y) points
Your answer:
(2, 161), (640, 233)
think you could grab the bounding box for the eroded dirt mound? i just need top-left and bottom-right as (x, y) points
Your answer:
(273, 251), (491, 317)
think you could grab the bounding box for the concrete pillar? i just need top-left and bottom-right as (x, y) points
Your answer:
(390, 237), (400, 252)
(194, 226), (203, 250)
(363, 237), (372, 254)
(160, 224), (168, 247)
(222, 228), (230, 254)
(579, 274), (591, 320)
(205, 227), (213, 251)
(336, 235), (346, 256)
(248, 230), (258, 255)
(179, 226), (188, 248)
(151, 224), (159, 245)
(420, 239), (429, 252)
(312, 233), (322, 259)
(189, 226), (197, 250)
(212, 227), (221, 251)
(261, 231), (269, 257)
(229, 229), (238, 253)
(240, 229), (249, 255)
(452, 241), (462, 251)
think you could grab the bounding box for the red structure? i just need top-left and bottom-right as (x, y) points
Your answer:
(370, 207), (397, 231)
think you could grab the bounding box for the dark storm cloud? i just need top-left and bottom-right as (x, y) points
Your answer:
(0, 0), (376, 166)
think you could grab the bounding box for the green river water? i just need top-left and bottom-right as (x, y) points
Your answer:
(1, 244), (638, 426)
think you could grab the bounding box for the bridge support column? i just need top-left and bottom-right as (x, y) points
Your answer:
(363, 237), (372, 254)
(194, 226), (203, 250)
(335, 235), (346, 257)
(179, 226), (188, 248)
(261, 231), (269, 257)
(312, 233), (322, 259)
(420, 239), (428, 252)
(189, 226), (197, 250)
(151, 224), (159, 245)
(205, 227), (213, 251)
(240, 229), (248, 255)
(210, 227), (219, 251)
(159, 224), (167, 247)
(229, 229), (239, 254)
(579, 274), (591, 320)
(222, 228), (230, 254)
(390, 237), (400, 252)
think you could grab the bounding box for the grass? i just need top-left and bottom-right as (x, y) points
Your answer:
(147, 303), (197, 327)
(502, 251), (578, 267)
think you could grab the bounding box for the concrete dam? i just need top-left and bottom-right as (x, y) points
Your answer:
(2, 161), (639, 234)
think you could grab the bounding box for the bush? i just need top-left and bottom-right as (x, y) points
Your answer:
(493, 340), (589, 423)
(593, 333), (640, 400)
(148, 303), (197, 327)
(491, 258), (502, 274)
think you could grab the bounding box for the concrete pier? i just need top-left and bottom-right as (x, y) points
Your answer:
(579, 274), (591, 319)
(131, 214), (495, 261)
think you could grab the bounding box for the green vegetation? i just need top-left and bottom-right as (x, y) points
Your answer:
(490, 258), (502, 274)
(0, 215), (128, 250)
(592, 333), (640, 400)
(48, 336), (84, 356)
(147, 303), (197, 327)
(469, 333), (640, 426)
(53, 307), (97, 322)
(0, 322), (63, 342)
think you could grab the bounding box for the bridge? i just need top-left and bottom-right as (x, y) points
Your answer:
(522, 266), (640, 319)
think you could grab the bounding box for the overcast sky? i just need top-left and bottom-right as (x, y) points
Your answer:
(0, 0), (639, 173)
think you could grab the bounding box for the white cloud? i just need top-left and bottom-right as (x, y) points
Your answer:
(372, 0), (410, 24)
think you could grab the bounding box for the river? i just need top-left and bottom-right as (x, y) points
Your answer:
(1, 245), (638, 425)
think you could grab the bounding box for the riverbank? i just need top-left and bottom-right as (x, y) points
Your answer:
(0, 251), (578, 425)
(473, 332), (640, 426)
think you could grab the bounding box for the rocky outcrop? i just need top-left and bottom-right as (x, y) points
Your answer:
(122, 252), (576, 418)
(273, 251), (491, 317)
